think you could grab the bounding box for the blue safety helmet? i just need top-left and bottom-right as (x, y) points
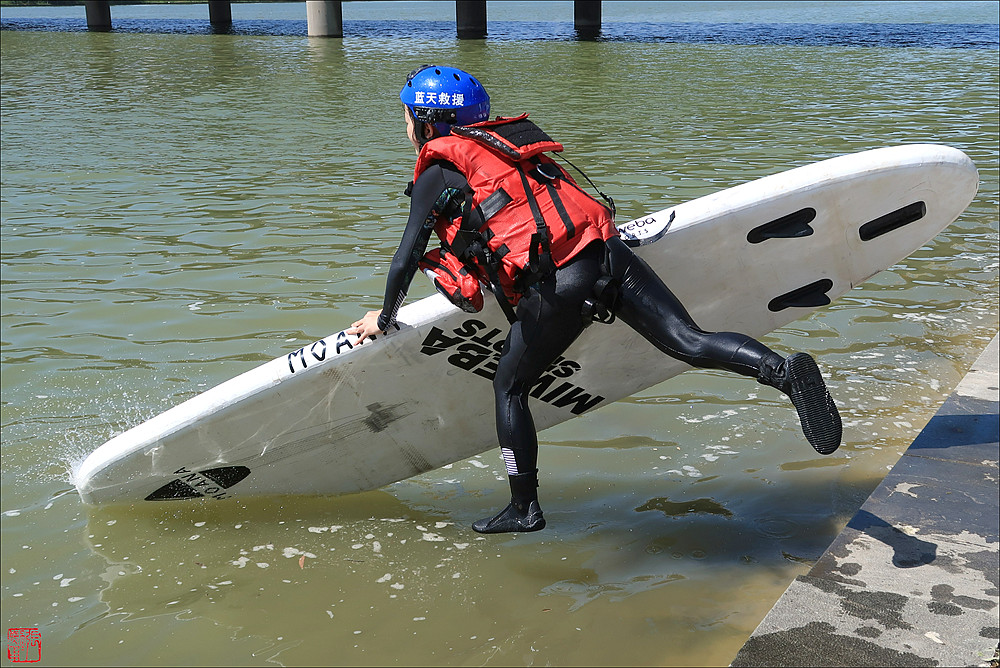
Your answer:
(400, 65), (490, 137)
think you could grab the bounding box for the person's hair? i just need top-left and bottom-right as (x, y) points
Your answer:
(404, 103), (438, 148)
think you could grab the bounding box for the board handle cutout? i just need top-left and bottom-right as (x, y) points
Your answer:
(859, 201), (926, 241)
(747, 208), (816, 244)
(768, 278), (834, 312)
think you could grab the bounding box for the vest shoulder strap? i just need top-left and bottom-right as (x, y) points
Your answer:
(451, 117), (563, 161)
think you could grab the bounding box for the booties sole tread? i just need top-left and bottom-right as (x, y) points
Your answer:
(785, 353), (842, 455)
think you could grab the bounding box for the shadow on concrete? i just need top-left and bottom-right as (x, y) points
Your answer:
(848, 509), (938, 568)
(907, 410), (1000, 455)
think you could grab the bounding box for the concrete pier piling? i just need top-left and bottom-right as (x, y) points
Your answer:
(456, 0), (488, 39)
(84, 0), (111, 32)
(76, 1), (605, 40)
(574, 0), (602, 39)
(208, 1), (233, 31)
(306, 0), (344, 37)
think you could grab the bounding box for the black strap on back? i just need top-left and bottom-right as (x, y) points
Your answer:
(450, 188), (519, 324)
(515, 164), (556, 286)
(527, 156), (576, 239)
(453, 165), (559, 324)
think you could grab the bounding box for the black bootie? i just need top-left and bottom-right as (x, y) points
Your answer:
(472, 471), (546, 534)
(758, 352), (842, 455)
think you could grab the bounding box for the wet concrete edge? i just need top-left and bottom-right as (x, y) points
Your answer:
(732, 333), (1000, 667)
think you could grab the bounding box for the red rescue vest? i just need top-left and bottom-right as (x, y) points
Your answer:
(414, 115), (618, 309)
(419, 246), (485, 314)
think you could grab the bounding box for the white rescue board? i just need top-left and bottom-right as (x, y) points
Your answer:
(75, 144), (979, 505)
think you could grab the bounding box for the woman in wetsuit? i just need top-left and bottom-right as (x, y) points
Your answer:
(350, 66), (842, 534)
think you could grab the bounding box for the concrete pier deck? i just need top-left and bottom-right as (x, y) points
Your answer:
(733, 333), (1000, 667)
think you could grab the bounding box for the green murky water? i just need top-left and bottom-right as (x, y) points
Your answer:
(2, 2), (997, 666)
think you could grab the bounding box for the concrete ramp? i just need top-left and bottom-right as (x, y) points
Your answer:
(733, 334), (999, 667)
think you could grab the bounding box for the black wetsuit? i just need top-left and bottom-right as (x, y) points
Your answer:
(377, 162), (783, 478)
